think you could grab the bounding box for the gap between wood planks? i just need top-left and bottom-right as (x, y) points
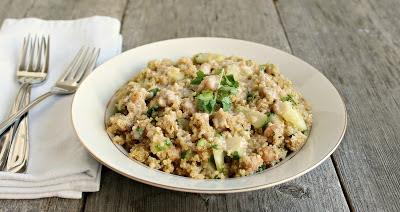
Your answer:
(272, 0), (353, 211)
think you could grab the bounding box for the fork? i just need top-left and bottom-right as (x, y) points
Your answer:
(0, 46), (100, 135)
(0, 35), (49, 171)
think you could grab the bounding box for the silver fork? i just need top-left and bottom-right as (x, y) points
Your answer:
(0, 46), (100, 135)
(0, 35), (49, 171)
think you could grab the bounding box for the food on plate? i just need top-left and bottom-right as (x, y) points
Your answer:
(106, 53), (312, 179)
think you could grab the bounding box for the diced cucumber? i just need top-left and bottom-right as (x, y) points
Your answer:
(226, 65), (241, 80)
(280, 101), (307, 131)
(225, 136), (246, 157)
(167, 67), (184, 81)
(194, 53), (226, 64)
(213, 148), (225, 172)
(235, 106), (268, 128)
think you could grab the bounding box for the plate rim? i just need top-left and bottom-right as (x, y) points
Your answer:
(71, 37), (347, 193)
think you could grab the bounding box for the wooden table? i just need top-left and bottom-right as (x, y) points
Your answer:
(1, 0), (399, 211)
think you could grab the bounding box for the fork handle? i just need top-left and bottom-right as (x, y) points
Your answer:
(0, 83), (29, 170)
(0, 92), (53, 135)
(6, 85), (32, 173)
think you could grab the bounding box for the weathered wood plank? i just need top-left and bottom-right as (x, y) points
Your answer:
(86, 162), (345, 212)
(0, 0), (127, 211)
(275, 0), (400, 211)
(85, 0), (349, 211)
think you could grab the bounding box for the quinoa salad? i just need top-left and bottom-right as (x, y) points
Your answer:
(106, 53), (312, 179)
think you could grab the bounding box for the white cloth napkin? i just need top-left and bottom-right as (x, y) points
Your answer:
(0, 16), (122, 199)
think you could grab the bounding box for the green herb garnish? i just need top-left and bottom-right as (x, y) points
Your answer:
(148, 87), (161, 97)
(155, 145), (166, 151)
(261, 112), (275, 128)
(208, 155), (214, 162)
(257, 165), (266, 172)
(210, 144), (219, 150)
(147, 104), (160, 117)
(198, 138), (205, 147)
(191, 71), (208, 85)
(115, 106), (122, 114)
(231, 151), (241, 160)
(136, 127), (143, 135)
(181, 150), (189, 159)
(282, 94), (297, 106)
(155, 138), (173, 152)
(195, 90), (216, 113)
(246, 91), (259, 103)
(194, 69), (239, 113)
(259, 65), (267, 74)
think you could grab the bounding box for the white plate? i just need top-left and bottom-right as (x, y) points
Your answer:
(71, 37), (346, 193)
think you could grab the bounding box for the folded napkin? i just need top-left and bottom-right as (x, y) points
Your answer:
(0, 16), (122, 199)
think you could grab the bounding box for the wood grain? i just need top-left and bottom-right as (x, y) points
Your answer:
(84, 0), (349, 211)
(0, 0), (127, 211)
(276, 0), (400, 211)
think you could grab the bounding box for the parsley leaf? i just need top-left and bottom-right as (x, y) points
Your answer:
(208, 155), (215, 162)
(136, 127), (143, 135)
(195, 90), (216, 113)
(155, 145), (166, 151)
(282, 94), (297, 106)
(148, 87), (161, 97)
(257, 165), (266, 172)
(210, 144), (219, 150)
(259, 65), (267, 74)
(221, 74), (239, 88)
(246, 91), (259, 103)
(115, 106), (122, 114)
(218, 95), (232, 112)
(147, 104), (160, 117)
(191, 71), (208, 85)
(231, 151), (241, 160)
(198, 138), (206, 147)
(181, 150), (190, 159)
(194, 69), (239, 113)
(155, 138), (173, 152)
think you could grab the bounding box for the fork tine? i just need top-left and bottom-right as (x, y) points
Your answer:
(79, 48), (100, 83)
(34, 36), (44, 72)
(67, 47), (90, 80)
(57, 46), (85, 81)
(26, 35), (37, 72)
(18, 34), (30, 71)
(72, 48), (97, 83)
(42, 35), (50, 74)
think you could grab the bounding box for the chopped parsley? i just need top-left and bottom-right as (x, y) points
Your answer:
(147, 104), (160, 117)
(191, 71), (208, 85)
(259, 64), (267, 74)
(155, 138), (173, 152)
(181, 150), (190, 159)
(194, 69), (239, 113)
(282, 94), (297, 106)
(261, 112), (275, 128)
(148, 87), (161, 97)
(115, 106), (122, 114)
(195, 90), (216, 113)
(136, 127), (143, 135)
(231, 151), (241, 160)
(221, 74), (239, 88)
(208, 155), (214, 162)
(210, 144), (219, 150)
(246, 91), (259, 103)
(257, 165), (266, 173)
(198, 138), (205, 147)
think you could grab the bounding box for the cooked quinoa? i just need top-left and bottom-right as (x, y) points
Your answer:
(106, 53), (312, 179)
